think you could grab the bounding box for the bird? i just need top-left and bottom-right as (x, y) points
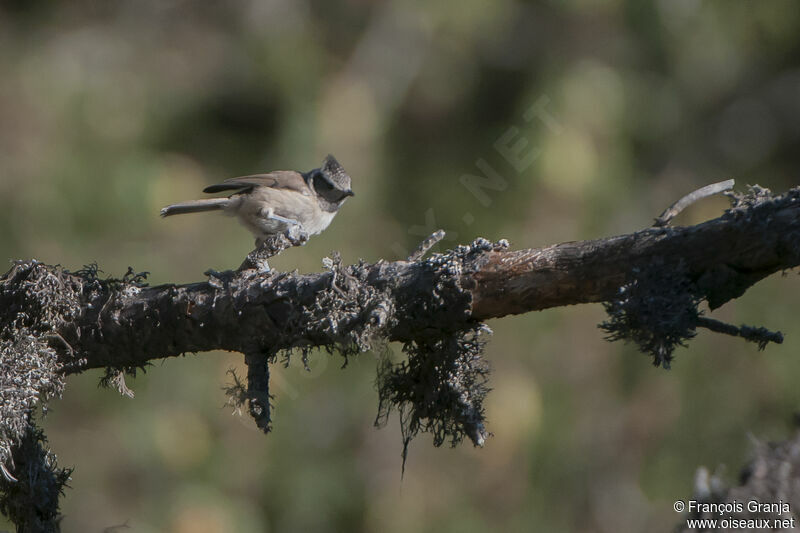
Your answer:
(160, 155), (354, 247)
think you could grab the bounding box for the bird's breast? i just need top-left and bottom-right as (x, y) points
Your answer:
(301, 209), (337, 235)
(232, 187), (338, 239)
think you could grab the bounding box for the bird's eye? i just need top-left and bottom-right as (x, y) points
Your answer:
(314, 174), (334, 190)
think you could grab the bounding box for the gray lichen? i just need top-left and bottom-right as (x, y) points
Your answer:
(373, 239), (505, 469)
(303, 251), (397, 356)
(0, 260), (150, 527)
(0, 262), (76, 526)
(601, 186), (794, 368)
(0, 427), (71, 532)
(0, 262), (78, 475)
(600, 259), (700, 369)
(226, 239), (502, 462)
(375, 325), (492, 472)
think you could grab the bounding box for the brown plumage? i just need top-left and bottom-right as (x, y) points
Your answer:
(160, 155), (354, 247)
(200, 171), (309, 195)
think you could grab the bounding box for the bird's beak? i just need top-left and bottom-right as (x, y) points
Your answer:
(345, 189), (355, 197)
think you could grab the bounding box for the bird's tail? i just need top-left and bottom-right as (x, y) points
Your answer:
(160, 198), (230, 217)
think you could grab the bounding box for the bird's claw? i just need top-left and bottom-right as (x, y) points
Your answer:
(285, 225), (309, 245)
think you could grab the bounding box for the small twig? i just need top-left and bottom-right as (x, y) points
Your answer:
(696, 316), (783, 350)
(654, 179), (735, 227)
(326, 262), (347, 297)
(244, 351), (272, 432)
(407, 230), (446, 261)
(96, 291), (116, 333)
(238, 234), (296, 272)
(45, 332), (74, 356)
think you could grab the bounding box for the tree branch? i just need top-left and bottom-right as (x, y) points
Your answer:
(7, 186), (792, 374)
(653, 178), (735, 226)
(1, 185), (798, 530)
(471, 185), (799, 317)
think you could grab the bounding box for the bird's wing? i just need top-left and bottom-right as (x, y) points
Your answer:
(203, 170), (309, 194)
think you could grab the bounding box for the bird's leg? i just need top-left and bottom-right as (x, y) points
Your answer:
(238, 210), (308, 272)
(262, 207), (300, 228)
(260, 207), (308, 245)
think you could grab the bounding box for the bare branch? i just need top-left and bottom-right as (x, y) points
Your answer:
(244, 351), (273, 432)
(654, 179), (735, 227)
(407, 229), (446, 261)
(471, 185), (799, 318)
(696, 317), (783, 349)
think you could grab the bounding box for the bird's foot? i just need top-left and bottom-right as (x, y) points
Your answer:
(260, 208), (307, 245)
(263, 210), (307, 244)
(285, 225), (309, 245)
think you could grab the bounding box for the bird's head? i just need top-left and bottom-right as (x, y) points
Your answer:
(309, 155), (355, 205)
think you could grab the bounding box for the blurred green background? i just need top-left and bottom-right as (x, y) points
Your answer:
(1, 1), (799, 531)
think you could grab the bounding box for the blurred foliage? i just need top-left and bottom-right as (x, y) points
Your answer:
(1, 0), (799, 531)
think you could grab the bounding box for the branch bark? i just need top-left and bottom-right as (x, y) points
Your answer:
(471, 185), (799, 318)
(0, 185), (798, 531)
(25, 185), (797, 372)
